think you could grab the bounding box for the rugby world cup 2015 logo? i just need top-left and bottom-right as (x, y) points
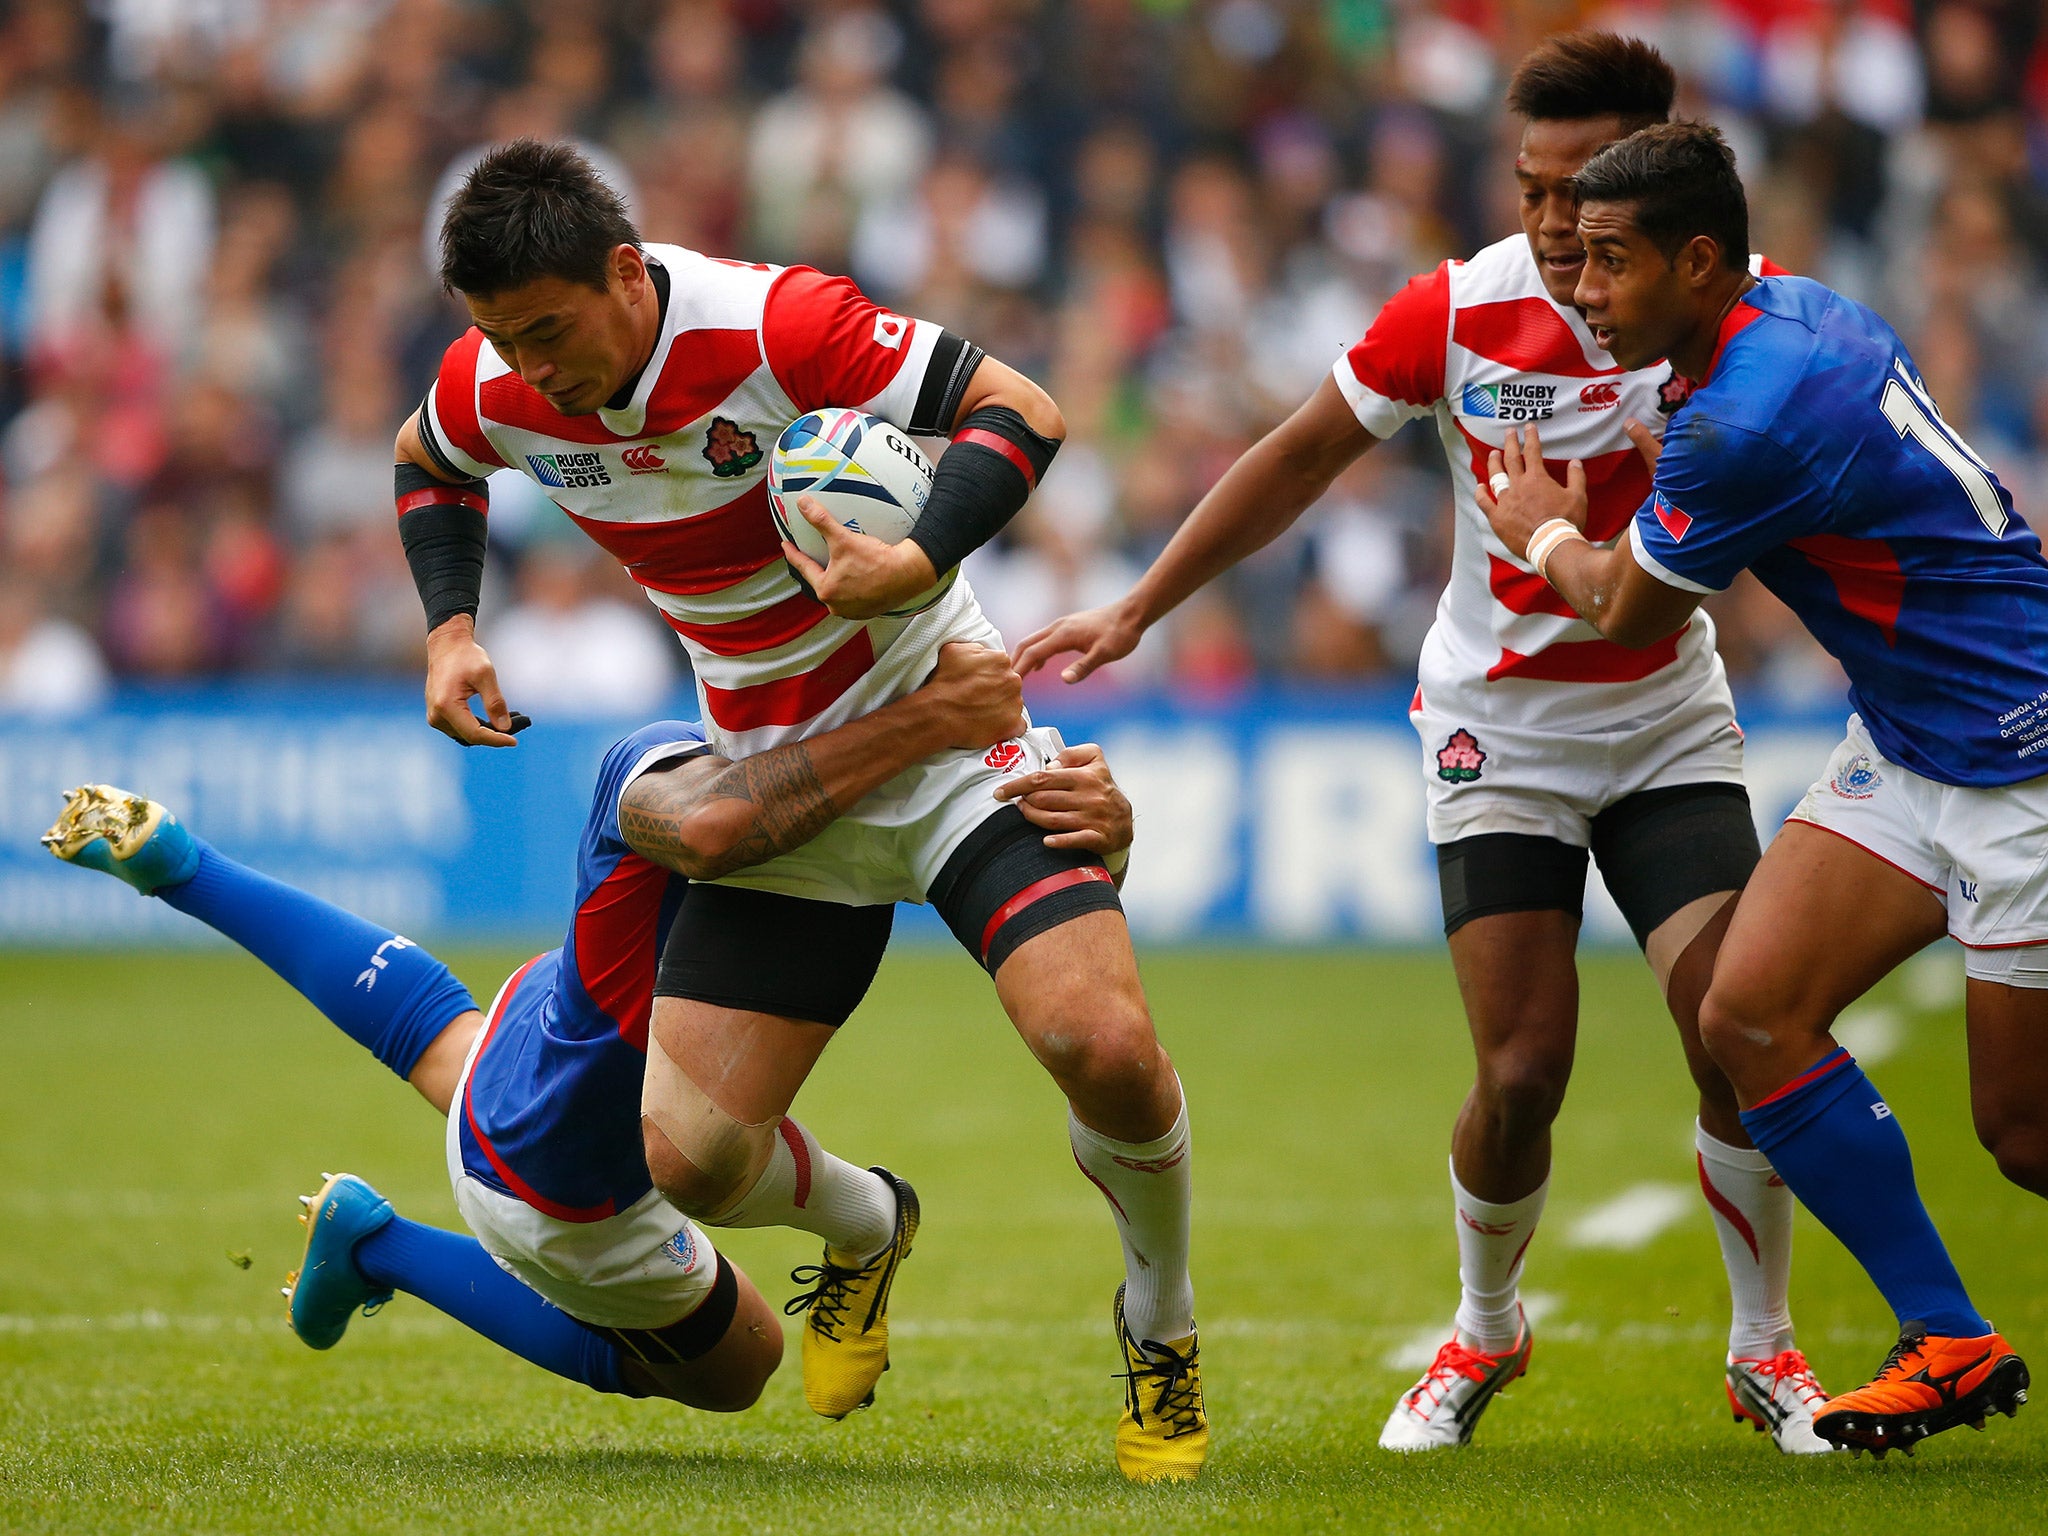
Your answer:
(1436, 729), (1487, 783)
(1830, 753), (1882, 800)
(1461, 381), (1556, 422)
(526, 451), (612, 489)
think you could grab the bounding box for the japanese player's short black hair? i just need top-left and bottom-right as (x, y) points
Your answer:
(1506, 32), (1676, 135)
(1571, 120), (1750, 271)
(438, 139), (640, 297)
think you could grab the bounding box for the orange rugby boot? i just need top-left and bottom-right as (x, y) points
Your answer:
(1813, 1322), (2029, 1457)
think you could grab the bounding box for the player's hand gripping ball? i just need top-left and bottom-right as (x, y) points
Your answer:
(768, 407), (958, 617)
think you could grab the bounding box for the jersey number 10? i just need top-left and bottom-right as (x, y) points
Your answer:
(1880, 360), (2008, 538)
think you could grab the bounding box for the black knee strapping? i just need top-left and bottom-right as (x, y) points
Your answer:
(930, 806), (1122, 974)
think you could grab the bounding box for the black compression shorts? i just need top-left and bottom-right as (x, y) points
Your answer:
(1437, 782), (1760, 947)
(653, 883), (894, 1028)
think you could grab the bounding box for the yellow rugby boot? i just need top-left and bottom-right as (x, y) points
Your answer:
(785, 1167), (918, 1419)
(1114, 1283), (1209, 1482)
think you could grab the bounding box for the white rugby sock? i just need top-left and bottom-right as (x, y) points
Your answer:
(1451, 1158), (1547, 1354)
(1070, 1091), (1195, 1344)
(711, 1117), (898, 1261)
(1695, 1122), (1796, 1360)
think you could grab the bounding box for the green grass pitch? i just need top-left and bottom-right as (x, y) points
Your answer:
(2, 944), (2043, 1533)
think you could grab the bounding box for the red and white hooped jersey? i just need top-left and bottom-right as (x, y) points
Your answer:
(425, 242), (994, 758)
(1333, 234), (1762, 734)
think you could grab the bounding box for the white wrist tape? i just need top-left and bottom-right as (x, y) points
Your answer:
(1526, 518), (1589, 582)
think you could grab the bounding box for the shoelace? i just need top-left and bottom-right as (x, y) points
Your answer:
(1743, 1348), (1827, 1408)
(785, 1258), (864, 1342)
(1872, 1330), (1929, 1383)
(1119, 1336), (1203, 1439)
(1404, 1339), (1503, 1417)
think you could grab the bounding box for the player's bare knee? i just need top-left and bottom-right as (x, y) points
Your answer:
(1032, 999), (1163, 1099)
(1975, 1111), (2048, 1197)
(1474, 1050), (1570, 1138)
(1697, 985), (1772, 1066)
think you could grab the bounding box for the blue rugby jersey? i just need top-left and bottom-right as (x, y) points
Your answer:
(457, 722), (709, 1219)
(1630, 276), (2048, 787)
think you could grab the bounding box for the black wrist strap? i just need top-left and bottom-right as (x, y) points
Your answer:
(396, 462), (490, 632)
(907, 406), (1061, 574)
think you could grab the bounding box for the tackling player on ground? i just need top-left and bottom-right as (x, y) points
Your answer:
(43, 647), (1135, 1415)
(390, 141), (1203, 1479)
(1016, 34), (1823, 1452)
(1481, 120), (2044, 1457)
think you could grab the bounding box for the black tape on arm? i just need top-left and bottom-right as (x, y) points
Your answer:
(395, 462), (490, 632)
(906, 405), (1061, 575)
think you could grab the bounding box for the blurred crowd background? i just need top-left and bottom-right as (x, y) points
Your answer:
(0, 0), (2040, 716)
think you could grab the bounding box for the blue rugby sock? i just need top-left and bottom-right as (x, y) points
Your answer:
(1741, 1047), (1988, 1337)
(354, 1216), (634, 1395)
(155, 840), (474, 1079)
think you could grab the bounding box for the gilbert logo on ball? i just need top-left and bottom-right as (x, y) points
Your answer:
(768, 407), (955, 618)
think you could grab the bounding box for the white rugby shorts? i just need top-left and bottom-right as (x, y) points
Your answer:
(1789, 715), (2048, 986)
(444, 990), (723, 1331)
(1411, 674), (1746, 846)
(708, 725), (1073, 906)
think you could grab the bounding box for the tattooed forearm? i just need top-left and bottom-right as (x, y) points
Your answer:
(619, 747), (840, 880)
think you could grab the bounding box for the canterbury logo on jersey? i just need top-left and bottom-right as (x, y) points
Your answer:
(1460, 381), (1556, 421)
(621, 445), (668, 475)
(527, 451), (612, 489)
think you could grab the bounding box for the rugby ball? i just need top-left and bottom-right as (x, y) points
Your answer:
(767, 407), (957, 617)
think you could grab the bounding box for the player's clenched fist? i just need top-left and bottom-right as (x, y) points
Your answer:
(917, 642), (1028, 749)
(424, 616), (520, 748)
(993, 742), (1133, 856)
(782, 493), (942, 620)
(1011, 599), (1143, 685)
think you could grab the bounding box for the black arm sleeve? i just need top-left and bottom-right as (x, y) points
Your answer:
(905, 406), (1061, 575)
(395, 461), (490, 632)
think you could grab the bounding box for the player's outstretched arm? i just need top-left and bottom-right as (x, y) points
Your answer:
(1478, 422), (1701, 648)
(395, 410), (520, 748)
(1013, 375), (1374, 683)
(620, 642), (1027, 880)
